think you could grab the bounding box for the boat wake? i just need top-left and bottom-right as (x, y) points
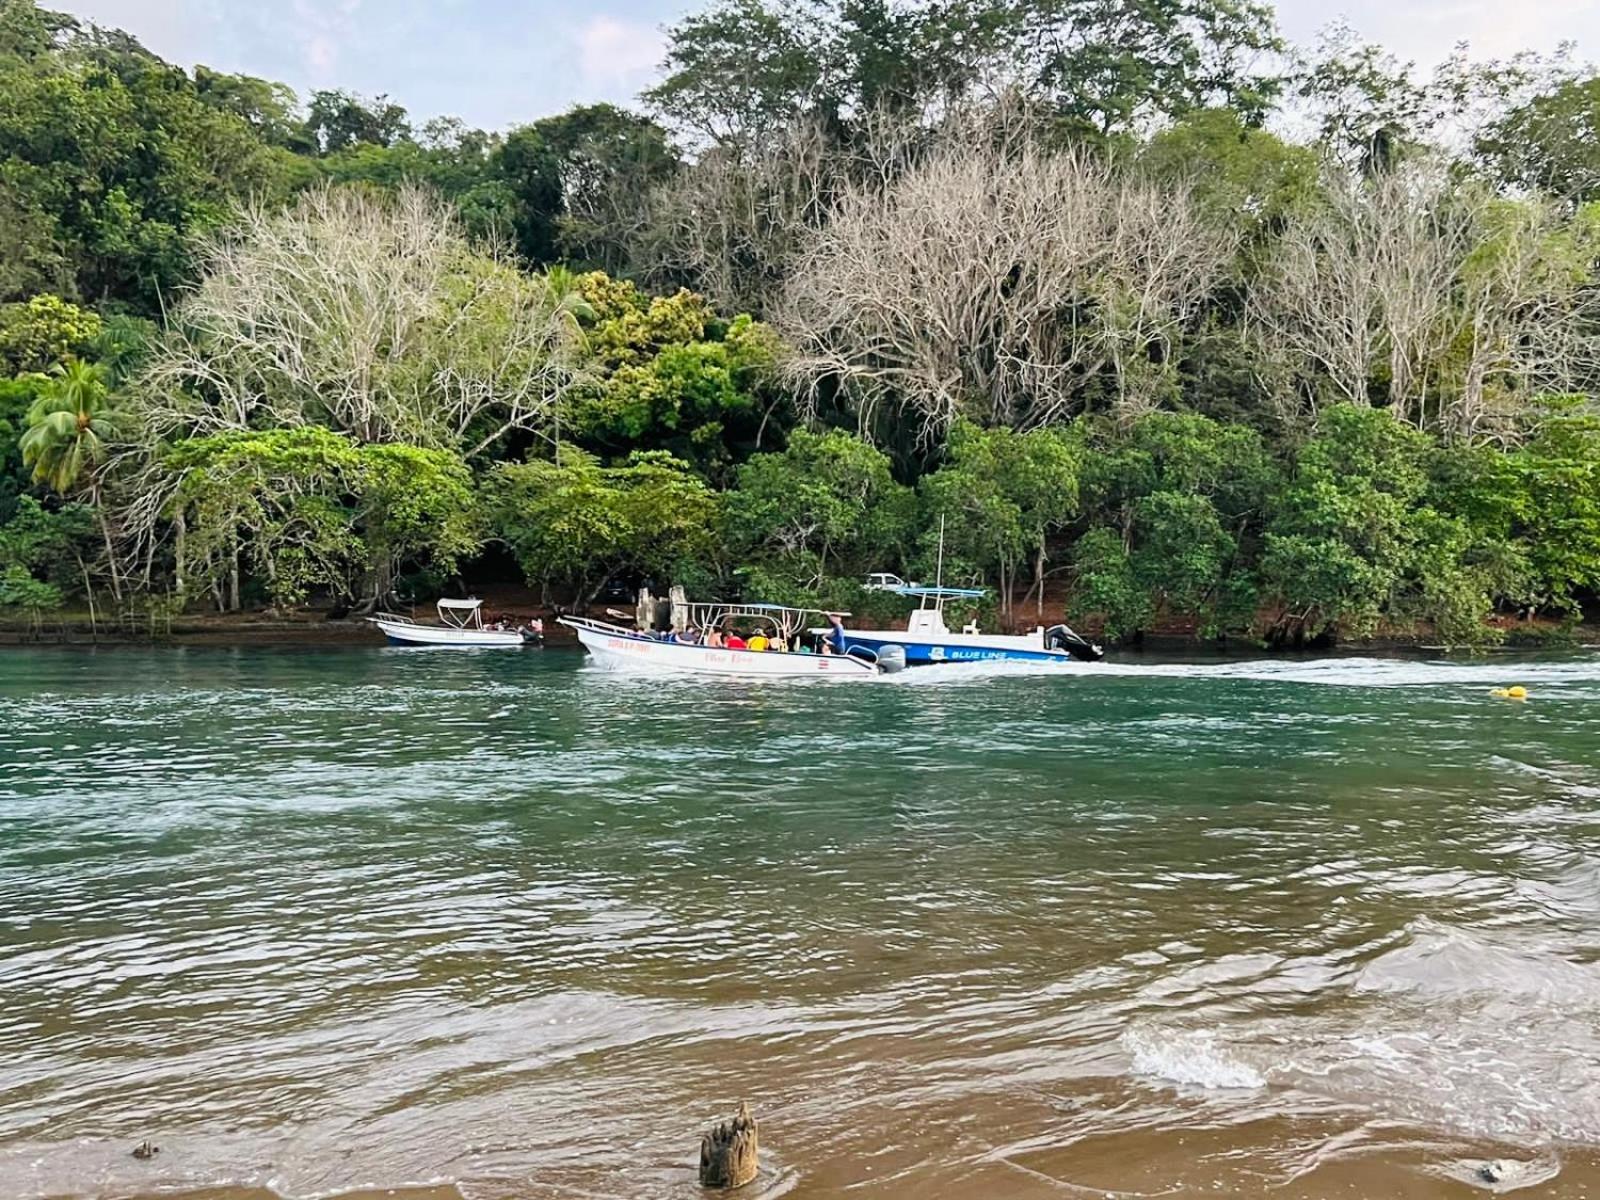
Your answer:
(889, 652), (1600, 691)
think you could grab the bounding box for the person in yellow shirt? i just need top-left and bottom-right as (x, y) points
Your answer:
(747, 631), (769, 652)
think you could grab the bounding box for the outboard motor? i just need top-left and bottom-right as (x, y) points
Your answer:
(875, 644), (908, 674)
(1044, 623), (1104, 662)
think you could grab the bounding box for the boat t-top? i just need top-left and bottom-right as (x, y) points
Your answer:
(369, 598), (533, 647)
(824, 586), (1104, 666)
(561, 603), (906, 677)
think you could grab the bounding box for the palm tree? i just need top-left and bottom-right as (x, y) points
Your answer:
(20, 359), (127, 602)
(19, 359), (121, 493)
(541, 264), (596, 337)
(540, 266), (596, 466)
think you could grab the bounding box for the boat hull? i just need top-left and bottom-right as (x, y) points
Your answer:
(831, 630), (1083, 666)
(565, 620), (877, 677)
(369, 617), (526, 647)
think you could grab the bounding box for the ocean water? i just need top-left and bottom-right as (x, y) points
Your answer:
(2, 645), (1599, 1198)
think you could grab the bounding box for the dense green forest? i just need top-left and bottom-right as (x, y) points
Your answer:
(2, 0), (1600, 646)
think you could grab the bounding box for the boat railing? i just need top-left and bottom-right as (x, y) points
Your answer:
(560, 615), (628, 634)
(370, 611), (418, 626)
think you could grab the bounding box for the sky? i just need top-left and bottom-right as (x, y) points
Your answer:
(57, 0), (1600, 132)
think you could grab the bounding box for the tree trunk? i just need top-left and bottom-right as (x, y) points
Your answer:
(173, 511), (187, 597)
(229, 541), (241, 612)
(77, 557), (96, 644)
(699, 1102), (758, 1190)
(1034, 534), (1046, 619)
(95, 494), (122, 604)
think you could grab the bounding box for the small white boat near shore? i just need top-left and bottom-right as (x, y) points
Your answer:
(369, 598), (532, 648)
(562, 603), (902, 678)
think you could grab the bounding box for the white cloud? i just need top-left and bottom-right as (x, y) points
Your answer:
(289, 0), (364, 80)
(575, 15), (665, 91)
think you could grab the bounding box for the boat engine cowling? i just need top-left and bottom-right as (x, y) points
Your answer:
(1044, 624), (1104, 662)
(875, 645), (908, 674)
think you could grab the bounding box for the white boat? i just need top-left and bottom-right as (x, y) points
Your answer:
(824, 586), (1104, 666)
(369, 598), (531, 647)
(561, 603), (903, 678)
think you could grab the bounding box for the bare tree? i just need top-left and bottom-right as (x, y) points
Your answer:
(1250, 162), (1600, 439)
(627, 119), (846, 317)
(1249, 163), (1465, 421)
(774, 133), (1235, 439)
(110, 185), (592, 593)
(1446, 196), (1600, 441)
(132, 185), (587, 457)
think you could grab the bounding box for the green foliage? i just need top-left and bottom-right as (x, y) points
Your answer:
(0, 492), (92, 610)
(166, 428), (480, 606)
(726, 428), (913, 586)
(1260, 405), (1431, 636)
(305, 89), (410, 154)
(0, 294), (101, 372)
(0, 562), (59, 611)
(1140, 109), (1320, 241)
(0, 0), (1596, 645)
(0, 7), (291, 311)
(919, 422), (1080, 614)
(1011, 0), (1286, 136)
(1069, 412), (1273, 635)
(647, 0), (1283, 144)
(1507, 401), (1600, 609)
(1476, 75), (1600, 201)
(1257, 404), (1518, 646)
(0, 372), (41, 519)
(1071, 526), (1152, 637)
(568, 278), (781, 477)
(487, 447), (717, 597)
(645, 0), (839, 144)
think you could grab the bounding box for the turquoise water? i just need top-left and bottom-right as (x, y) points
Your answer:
(3, 646), (1600, 1198)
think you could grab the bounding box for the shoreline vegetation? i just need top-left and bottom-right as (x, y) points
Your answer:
(2, 1), (1600, 653)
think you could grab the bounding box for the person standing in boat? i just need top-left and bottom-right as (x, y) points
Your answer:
(825, 613), (848, 655)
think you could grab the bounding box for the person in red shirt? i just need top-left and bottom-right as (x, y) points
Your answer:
(725, 631), (747, 650)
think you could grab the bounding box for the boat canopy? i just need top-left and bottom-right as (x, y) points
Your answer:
(436, 598), (485, 629)
(894, 586), (987, 600)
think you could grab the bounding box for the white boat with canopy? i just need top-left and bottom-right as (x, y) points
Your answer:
(561, 603), (904, 678)
(369, 599), (530, 647)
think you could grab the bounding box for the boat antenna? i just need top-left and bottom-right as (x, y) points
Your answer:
(935, 513), (945, 592)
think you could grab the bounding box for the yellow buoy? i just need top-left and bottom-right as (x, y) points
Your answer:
(1490, 686), (1528, 701)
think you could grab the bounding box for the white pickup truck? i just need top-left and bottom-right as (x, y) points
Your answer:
(862, 573), (917, 592)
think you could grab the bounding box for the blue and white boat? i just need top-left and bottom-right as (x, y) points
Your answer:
(824, 587), (1104, 666)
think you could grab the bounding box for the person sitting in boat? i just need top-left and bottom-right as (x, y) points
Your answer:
(674, 627), (698, 644)
(725, 631), (747, 650)
(747, 631), (769, 652)
(705, 628), (724, 648)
